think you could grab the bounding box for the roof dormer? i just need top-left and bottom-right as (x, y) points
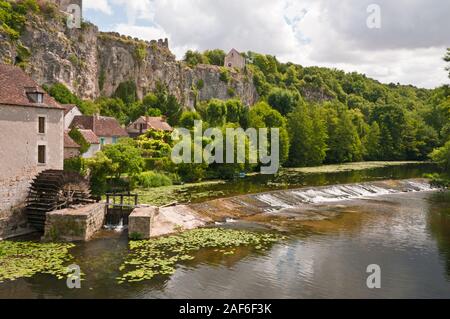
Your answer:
(25, 87), (45, 104)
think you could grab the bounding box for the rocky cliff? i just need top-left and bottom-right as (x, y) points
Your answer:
(0, 10), (258, 107)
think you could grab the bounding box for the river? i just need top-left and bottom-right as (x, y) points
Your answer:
(0, 163), (449, 299)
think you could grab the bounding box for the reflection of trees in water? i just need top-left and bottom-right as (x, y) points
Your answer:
(426, 192), (450, 278)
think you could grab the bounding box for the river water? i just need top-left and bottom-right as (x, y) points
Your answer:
(0, 164), (449, 299)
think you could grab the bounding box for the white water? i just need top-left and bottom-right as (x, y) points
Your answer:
(104, 218), (126, 232)
(255, 180), (435, 211)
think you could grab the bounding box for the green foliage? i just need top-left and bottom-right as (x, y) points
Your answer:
(203, 49), (226, 66)
(85, 152), (113, 196)
(205, 99), (228, 126)
(45, 83), (81, 105)
(102, 139), (145, 179)
(133, 171), (173, 188)
(68, 127), (90, 154)
(0, 241), (75, 283)
(113, 80), (137, 105)
(267, 87), (299, 115)
(117, 228), (284, 283)
(444, 48), (450, 79)
(326, 109), (363, 163)
(287, 103), (328, 167)
(430, 140), (450, 173)
(184, 50), (208, 67)
(134, 43), (147, 63)
(219, 67), (230, 83)
(196, 79), (204, 90)
(363, 122), (381, 160)
(248, 102), (290, 164)
(142, 83), (182, 125)
(179, 111), (202, 129)
(64, 157), (84, 174)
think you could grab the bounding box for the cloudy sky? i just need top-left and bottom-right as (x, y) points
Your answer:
(83, 0), (450, 89)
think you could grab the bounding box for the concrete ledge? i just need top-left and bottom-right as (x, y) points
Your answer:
(128, 206), (157, 240)
(44, 203), (106, 242)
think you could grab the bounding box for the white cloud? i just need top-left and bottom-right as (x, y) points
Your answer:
(87, 0), (450, 88)
(84, 0), (113, 15)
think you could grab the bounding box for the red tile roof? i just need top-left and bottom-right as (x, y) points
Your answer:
(71, 115), (128, 137)
(145, 116), (173, 131)
(0, 64), (63, 109)
(127, 116), (173, 132)
(64, 132), (80, 149)
(79, 129), (100, 144)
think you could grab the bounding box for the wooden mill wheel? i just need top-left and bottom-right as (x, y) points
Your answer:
(26, 170), (93, 231)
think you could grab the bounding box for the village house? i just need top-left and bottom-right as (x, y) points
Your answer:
(62, 104), (82, 129)
(127, 116), (173, 138)
(70, 114), (128, 147)
(78, 129), (101, 158)
(224, 49), (246, 70)
(64, 131), (81, 159)
(0, 64), (65, 239)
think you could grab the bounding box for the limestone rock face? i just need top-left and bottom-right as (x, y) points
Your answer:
(0, 12), (258, 108)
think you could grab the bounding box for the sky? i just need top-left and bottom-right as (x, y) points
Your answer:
(83, 0), (450, 89)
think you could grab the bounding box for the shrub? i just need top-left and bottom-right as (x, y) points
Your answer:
(64, 157), (84, 174)
(133, 171), (173, 188)
(219, 67), (230, 83)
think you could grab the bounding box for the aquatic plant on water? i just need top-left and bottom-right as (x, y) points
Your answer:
(0, 241), (75, 283)
(117, 228), (284, 283)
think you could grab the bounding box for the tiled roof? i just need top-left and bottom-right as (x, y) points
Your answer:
(79, 129), (100, 144)
(127, 116), (173, 132)
(71, 115), (128, 137)
(0, 64), (63, 109)
(62, 104), (77, 115)
(64, 132), (80, 149)
(145, 116), (173, 132)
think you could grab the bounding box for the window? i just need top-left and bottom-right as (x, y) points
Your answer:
(38, 145), (46, 164)
(100, 137), (105, 146)
(36, 93), (43, 103)
(112, 137), (118, 144)
(38, 117), (45, 134)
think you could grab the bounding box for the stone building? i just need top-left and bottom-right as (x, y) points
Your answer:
(0, 64), (65, 239)
(126, 116), (173, 138)
(224, 49), (246, 70)
(62, 104), (82, 130)
(70, 114), (128, 147)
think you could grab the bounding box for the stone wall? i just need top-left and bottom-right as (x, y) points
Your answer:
(44, 203), (106, 242)
(0, 105), (64, 239)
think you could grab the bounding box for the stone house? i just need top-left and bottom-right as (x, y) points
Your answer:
(70, 114), (128, 147)
(78, 129), (101, 159)
(64, 131), (80, 159)
(126, 116), (173, 138)
(0, 64), (64, 239)
(62, 104), (82, 130)
(224, 49), (246, 70)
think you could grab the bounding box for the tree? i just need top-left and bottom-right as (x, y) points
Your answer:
(430, 140), (450, 174)
(113, 80), (137, 105)
(248, 102), (290, 164)
(205, 99), (227, 126)
(444, 48), (450, 79)
(363, 122), (381, 160)
(102, 139), (144, 179)
(184, 50), (208, 67)
(203, 49), (226, 66)
(166, 94), (182, 126)
(287, 103), (327, 167)
(267, 87), (299, 115)
(179, 111), (202, 129)
(327, 111), (363, 163)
